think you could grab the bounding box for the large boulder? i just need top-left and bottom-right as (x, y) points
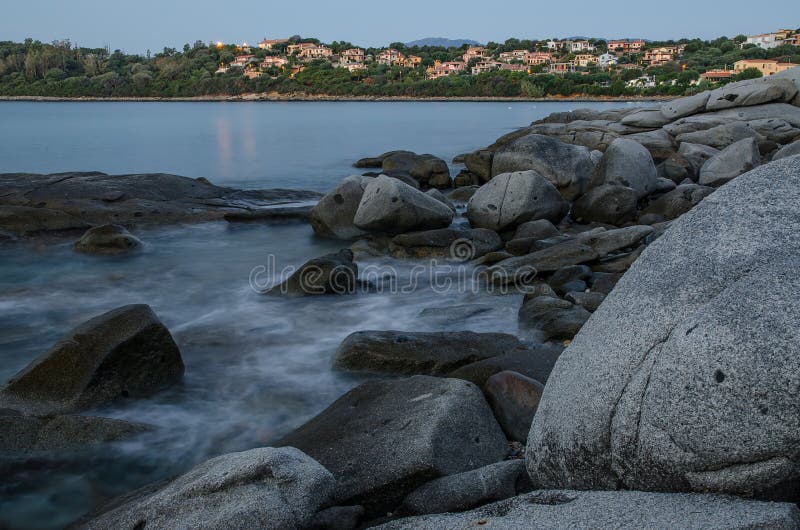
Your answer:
(333, 330), (527, 376)
(448, 345), (564, 387)
(309, 176), (371, 240)
(590, 138), (658, 199)
(705, 77), (798, 112)
(772, 65), (800, 106)
(380, 152), (451, 189)
(487, 240), (599, 286)
(484, 371), (545, 442)
(73, 224), (142, 255)
(676, 121), (765, 149)
(571, 185), (638, 225)
(491, 134), (596, 200)
(353, 176), (453, 235)
(464, 150), (494, 182)
(641, 183), (714, 221)
(76, 447), (335, 530)
(467, 171), (568, 231)
(620, 107), (672, 128)
(1, 305), (183, 413)
(276, 376), (507, 517)
(399, 460), (527, 516)
(266, 249), (358, 296)
(677, 142), (720, 176)
(771, 139), (800, 161)
(377, 490), (800, 529)
(622, 129), (676, 159)
(660, 92), (711, 120)
(527, 156), (800, 500)
(518, 296), (591, 341)
(698, 137), (761, 187)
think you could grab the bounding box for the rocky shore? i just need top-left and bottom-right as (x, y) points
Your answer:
(2, 68), (800, 529)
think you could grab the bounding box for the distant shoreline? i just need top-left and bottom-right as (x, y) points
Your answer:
(0, 93), (673, 103)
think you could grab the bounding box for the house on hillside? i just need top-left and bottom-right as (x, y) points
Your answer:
(525, 52), (553, 66)
(574, 54), (598, 67)
(286, 42), (318, 56)
(699, 69), (733, 82)
(261, 56), (288, 69)
(376, 48), (403, 65)
(298, 45), (333, 60)
(627, 75), (656, 88)
(340, 48), (366, 64)
(426, 60), (466, 79)
(545, 39), (563, 50)
(231, 55), (257, 67)
(258, 38), (289, 50)
(549, 62), (576, 74)
(471, 61), (501, 74)
(565, 40), (596, 53)
(462, 46), (489, 63)
(744, 32), (785, 49)
(734, 59), (799, 76)
(598, 52), (618, 66)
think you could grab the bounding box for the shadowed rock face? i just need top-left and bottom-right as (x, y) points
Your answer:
(1, 304), (184, 414)
(526, 157), (800, 501)
(0, 172), (322, 237)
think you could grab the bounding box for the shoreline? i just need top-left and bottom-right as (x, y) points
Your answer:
(0, 93), (673, 103)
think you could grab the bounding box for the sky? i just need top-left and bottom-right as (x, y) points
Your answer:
(2, 0), (797, 54)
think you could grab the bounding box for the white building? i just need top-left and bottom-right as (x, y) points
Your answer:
(598, 53), (618, 67)
(626, 75), (656, 88)
(745, 33), (784, 49)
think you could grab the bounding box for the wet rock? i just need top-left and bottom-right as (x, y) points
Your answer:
(491, 134), (596, 200)
(504, 237), (539, 256)
(484, 371), (544, 442)
(699, 137), (761, 187)
(548, 265), (592, 296)
(642, 183), (714, 221)
(354, 150), (413, 168)
(512, 219), (559, 241)
(333, 330), (526, 376)
(660, 92), (711, 120)
(354, 176), (454, 235)
(266, 249), (358, 296)
(592, 246), (644, 274)
(308, 505), (364, 530)
(677, 142), (720, 176)
(449, 345), (563, 389)
(565, 291), (606, 312)
(571, 185), (638, 225)
(575, 225), (653, 258)
(449, 185), (479, 202)
(588, 271), (622, 295)
(73, 224), (142, 255)
(381, 152), (451, 189)
(275, 376), (508, 517)
(0, 410), (150, 456)
(0, 172), (322, 237)
(453, 170), (479, 187)
(705, 77), (798, 112)
(464, 150), (494, 182)
(390, 228), (501, 260)
(518, 296), (591, 341)
(77, 447), (335, 530)
(488, 241), (598, 286)
(399, 460), (526, 515)
(467, 170), (569, 231)
(590, 138), (658, 199)
(527, 156), (800, 500)
(376, 490), (800, 530)
(1, 304), (183, 414)
(310, 176), (371, 239)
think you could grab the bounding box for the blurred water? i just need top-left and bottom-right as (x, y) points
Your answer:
(0, 100), (644, 528)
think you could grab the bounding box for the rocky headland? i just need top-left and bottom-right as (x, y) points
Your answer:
(2, 68), (800, 528)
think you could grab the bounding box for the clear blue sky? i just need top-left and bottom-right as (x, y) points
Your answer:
(2, 0), (797, 53)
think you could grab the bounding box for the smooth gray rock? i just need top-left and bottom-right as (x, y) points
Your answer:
(518, 296), (591, 341)
(660, 92), (711, 120)
(77, 447), (335, 530)
(571, 185), (638, 225)
(659, 153), (692, 182)
(622, 129), (676, 159)
(591, 138), (658, 199)
(390, 228), (502, 260)
(400, 460), (526, 515)
(467, 171), (569, 231)
(565, 291), (606, 312)
(676, 121), (765, 149)
(381, 152), (451, 189)
(0, 172), (321, 237)
(705, 77), (798, 111)
(666, 104), (800, 135)
(449, 185), (479, 202)
(275, 376), (508, 517)
(772, 65), (800, 106)
(575, 225), (653, 258)
(333, 330), (527, 376)
(772, 140), (800, 160)
(448, 345), (564, 387)
(310, 176), (371, 239)
(424, 189), (456, 212)
(620, 107), (672, 128)
(527, 157), (800, 500)
(464, 150), (494, 182)
(73, 224), (142, 255)
(512, 219), (559, 241)
(699, 137), (761, 186)
(487, 240), (599, 286)
(1, 305), (183, 414)
(353, 176), (454, 235)
(355, 150), (413, 168)
(484, 371), (545, 442)
(548, 265), (592, 296)
(377, 490), (800, 530)
(747, 118), (800, 144)
(267, 249), (358, 296)
(642, 183), (714, 221)
(677, 142), (720, 175)
(491, 134), (596, 200)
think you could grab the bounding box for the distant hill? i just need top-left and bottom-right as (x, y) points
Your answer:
(404, 38), (482, 48)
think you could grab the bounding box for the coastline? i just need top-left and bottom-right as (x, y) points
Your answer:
(0, 92), (673, 103)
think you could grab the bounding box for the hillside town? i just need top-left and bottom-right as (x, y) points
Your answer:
(215, 29), (800, 87)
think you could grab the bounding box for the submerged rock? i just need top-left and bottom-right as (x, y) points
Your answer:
(76, 447), (335, 530)
(275, 376), (507, 517)
(1, 304), (183, 414)
(527, 157), (800, 500)
(73, 224), (142, 255)
(266, 249), (358, 296)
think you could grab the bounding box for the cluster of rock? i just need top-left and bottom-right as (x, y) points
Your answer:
(4, 69), (800, 529)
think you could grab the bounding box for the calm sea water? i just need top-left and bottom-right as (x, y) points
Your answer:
(0, 100), (642, 528)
